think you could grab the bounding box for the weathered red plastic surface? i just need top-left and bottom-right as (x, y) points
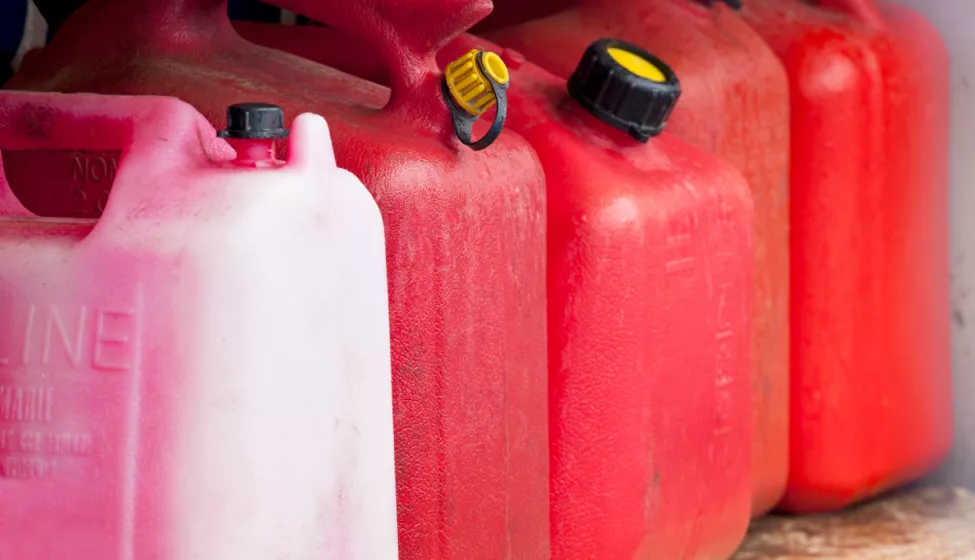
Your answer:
(741, 0), (951, 513)
(441, 35), (755, 559)
(244, 21), (757, 558)
(473, 0), (792, 517)
(6, 0), (551, 557)
(234, 21), (391, 86)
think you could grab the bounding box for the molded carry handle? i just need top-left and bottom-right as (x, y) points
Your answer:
(0, 92), (225, 215)
(0, 92), (217, 155)
(261, 0), (494, 138)
(813, 0), (883, 27)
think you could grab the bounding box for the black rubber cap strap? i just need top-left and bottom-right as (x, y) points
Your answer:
(443, 51), (509, 152)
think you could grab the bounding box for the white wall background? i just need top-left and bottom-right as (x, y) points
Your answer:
(892, 0), (975, 489)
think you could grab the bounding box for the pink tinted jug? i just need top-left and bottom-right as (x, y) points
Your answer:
(0, 92), (397, 559)
(7, 1), (549, 558)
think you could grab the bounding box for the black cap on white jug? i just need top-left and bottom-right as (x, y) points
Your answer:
(218, 103), (289, 140)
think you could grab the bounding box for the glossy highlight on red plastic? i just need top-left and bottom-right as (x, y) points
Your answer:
(479, 0), (792, 516)
(742, 0), (951, 513)
(4, 0), (550, 557)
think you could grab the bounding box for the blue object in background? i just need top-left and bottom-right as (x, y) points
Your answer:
(1, 0), (29, 83)
(227, 0), (318, 25)
(227, 0), (282, 22)
(1, 0), (311, 84)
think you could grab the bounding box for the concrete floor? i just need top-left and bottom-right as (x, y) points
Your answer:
(734, 487), (975, 559)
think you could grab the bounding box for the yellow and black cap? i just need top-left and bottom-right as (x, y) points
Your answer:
(442, 49), (511, 151)
(568, 39), (680, 143)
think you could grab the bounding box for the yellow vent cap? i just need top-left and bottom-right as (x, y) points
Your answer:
(444, 49), (510, 116)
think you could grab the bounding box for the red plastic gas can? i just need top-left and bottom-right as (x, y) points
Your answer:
(0, 91), (399, 559)
(441, 36), (754, 559)
(233, 21), (391, 85)
(460, 0), (793, 517)
(6, 0), (550, 557)
(741, 0), (951, 512)
(234, 22), (756, 558)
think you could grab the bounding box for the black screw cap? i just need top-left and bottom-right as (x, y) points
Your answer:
(217, 103), (289, 140)
(568, 39), (681, 143)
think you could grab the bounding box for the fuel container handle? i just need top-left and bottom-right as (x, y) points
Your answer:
(260, 0), (500, 144)
(0, 92), (219, 157)
(0, 91), (227, 215)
